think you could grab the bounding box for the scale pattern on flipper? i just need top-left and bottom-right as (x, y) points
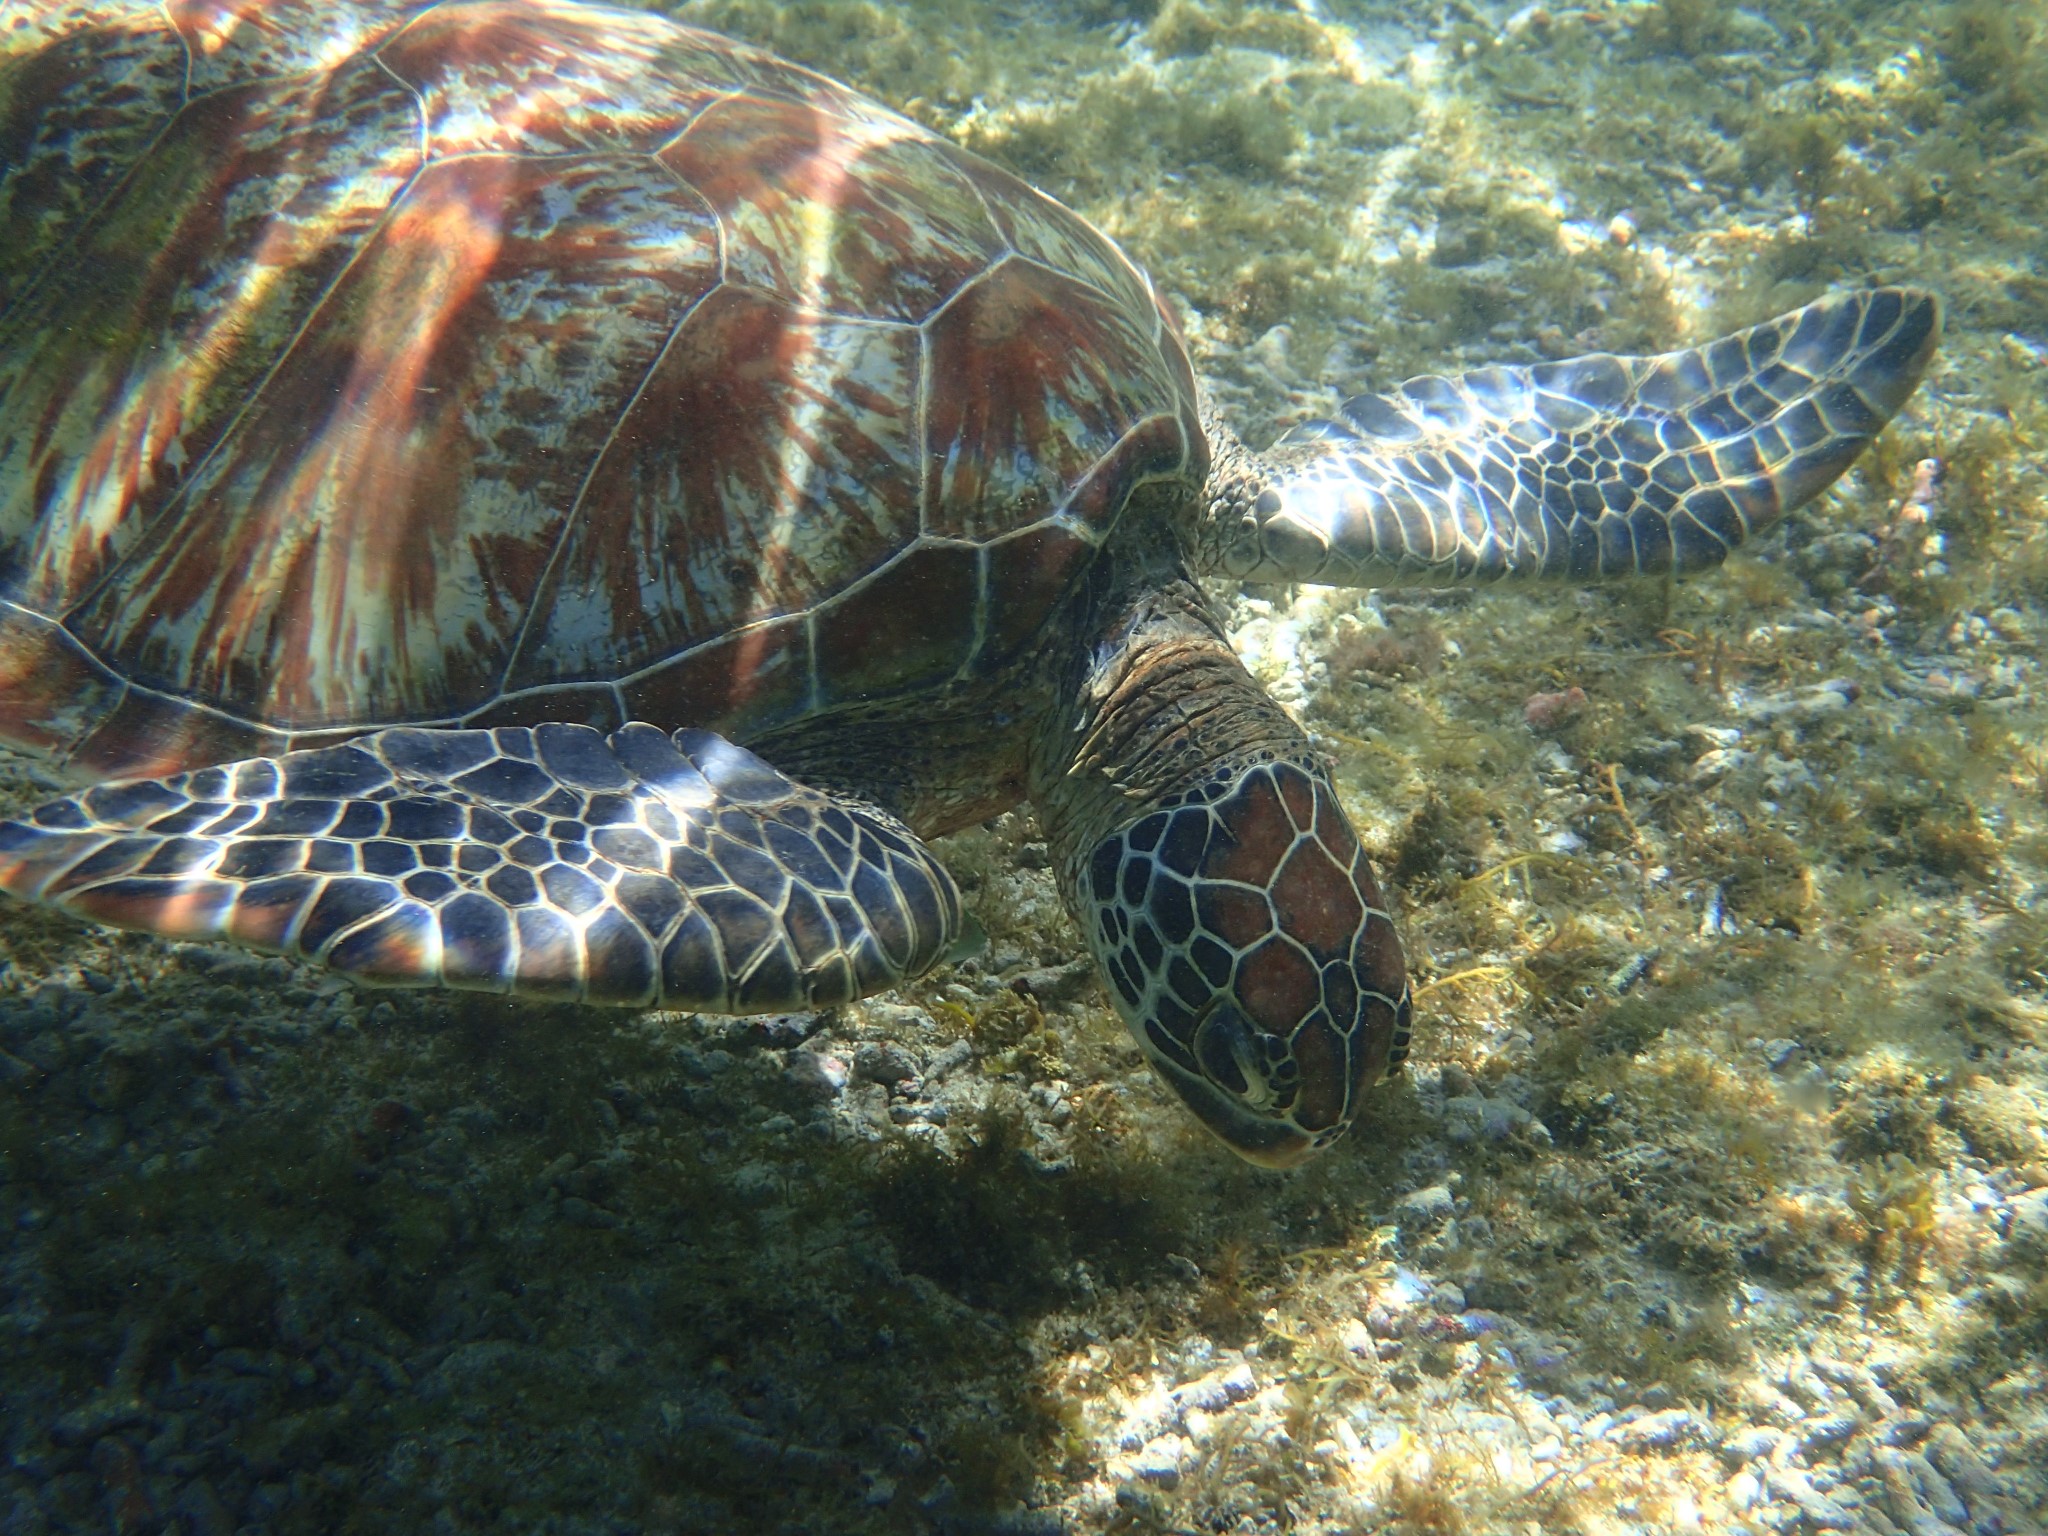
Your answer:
(1224, 287), (1941, 584)
(0, 724), (961, 1009)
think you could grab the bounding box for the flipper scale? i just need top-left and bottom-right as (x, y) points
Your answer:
(0, 725), (961, 1011)
(1203, 288), (1941, 585)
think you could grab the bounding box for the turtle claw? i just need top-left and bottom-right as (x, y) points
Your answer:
(0, 724), (963, 1011)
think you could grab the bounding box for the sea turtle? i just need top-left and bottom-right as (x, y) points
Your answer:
(0, 0), (1938, 1166)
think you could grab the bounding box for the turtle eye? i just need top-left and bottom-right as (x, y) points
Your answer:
(1192, 1001), (1275, 1107)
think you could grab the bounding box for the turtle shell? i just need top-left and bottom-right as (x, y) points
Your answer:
(0, 0), (1205, 780)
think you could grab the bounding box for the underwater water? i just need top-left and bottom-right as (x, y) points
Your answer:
(0, 0), (2044, 1532)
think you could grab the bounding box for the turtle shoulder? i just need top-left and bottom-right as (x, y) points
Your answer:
(0, 0), (1203, 783)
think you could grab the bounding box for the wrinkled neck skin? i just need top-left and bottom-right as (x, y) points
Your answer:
(1030, 575), (1305, 895)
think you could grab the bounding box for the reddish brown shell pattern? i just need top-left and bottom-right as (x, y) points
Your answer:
(0, 0), (1206, 780)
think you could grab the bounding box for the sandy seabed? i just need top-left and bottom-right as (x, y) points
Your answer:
(2, 1), (2044, 1532)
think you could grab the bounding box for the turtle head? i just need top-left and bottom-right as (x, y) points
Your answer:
(1081, 756), (1410, 1167)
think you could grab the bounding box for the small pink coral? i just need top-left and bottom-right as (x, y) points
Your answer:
(1523, 685), (1587, 731)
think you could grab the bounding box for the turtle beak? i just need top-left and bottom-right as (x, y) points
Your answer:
(1081, 756), (1410, 1164)
(1237, 1135), (1318, 1171)
(1151, 1055), (1319, 1167)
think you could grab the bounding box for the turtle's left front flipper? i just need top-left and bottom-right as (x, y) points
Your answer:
(0, 724), (961, 1011)
(1200, 287), (1940, 586)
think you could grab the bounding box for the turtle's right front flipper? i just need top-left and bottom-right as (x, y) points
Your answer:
(0, 724), (961, 1011)
(1200, 287), (1940, 585)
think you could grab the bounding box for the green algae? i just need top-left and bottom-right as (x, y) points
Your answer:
(1, 0), (2045, 1530)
